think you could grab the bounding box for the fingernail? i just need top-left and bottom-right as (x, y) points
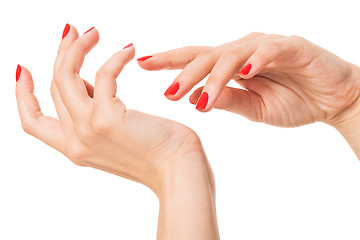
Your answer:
(137, 55), (152, 61)
(123, 43), (133, 49)
(239, 63), (252, 75)
(189, 95), (196, 104)
(164, 82), (180, 96)
(62, 23), (70, 39)
(196, 92), (209, 110)
(84, 27), (95, 35)
(16, 64), (21, 82)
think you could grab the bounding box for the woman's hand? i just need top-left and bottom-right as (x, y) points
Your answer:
(16, 24), (219, 239)
(137, 32), (360, 128)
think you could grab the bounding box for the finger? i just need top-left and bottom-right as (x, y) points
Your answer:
(61, 26), (99, 74)
(16, 65), (67, 153)
(94, 44), (135, 105)
(196, 42), (258, 111)
(54, 24), (79, 72)
(137, 46), (212, 71)
(189, 85), (263, 122)
(54, 27), (99, 121)
(239, 37), (299, 79)
(51, 24), (80, 138)
(50, 81), (76, 137)
(163, 51), (220, 101)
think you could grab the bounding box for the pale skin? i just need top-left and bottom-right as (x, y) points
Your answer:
(16, 27), (360, 239)
(139, 32), (360, 158)
(16, 25), (219, 240)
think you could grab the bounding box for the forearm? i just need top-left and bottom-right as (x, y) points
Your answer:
(156, 152), (219, 240)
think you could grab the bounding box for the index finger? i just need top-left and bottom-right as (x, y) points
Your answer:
(54, 27), (99, 122)
(137, 46), (213, 71)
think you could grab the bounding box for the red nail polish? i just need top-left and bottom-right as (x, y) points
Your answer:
(239, 63), (252, 75)
(84, 27), (94, 35)
(196, 92), (209, 110)
(62, 23), (70, 39)
(123, 43), (133, 49)
(16, 65), (21, 82)
(164, 82), (180, 96)
(137, 55), (152, 61)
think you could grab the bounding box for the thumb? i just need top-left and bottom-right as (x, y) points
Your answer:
(16, 65), (66, 153)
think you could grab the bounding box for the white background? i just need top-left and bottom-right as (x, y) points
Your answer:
(1, 0), (360, 239)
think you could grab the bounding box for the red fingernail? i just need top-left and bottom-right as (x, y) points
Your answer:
(239, 63), (252, 75)
(196, 92), (209, 110)
(189, 95), (196, 104)
(164, 82), (180, 96)
(137, 55), (152, 61)
(84, 27), (95, 35)
(123, 43), (133, 49)
(16, 64), (21, 82)
(62, 23), (70, 39)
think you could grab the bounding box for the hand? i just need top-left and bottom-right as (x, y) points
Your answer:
(138, 32), (360, 128)
(16, 24), (219, 239)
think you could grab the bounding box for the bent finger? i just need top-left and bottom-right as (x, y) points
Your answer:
(239, 37), (300, 79)
(54, 27), (99, 121)
(163, 51), (219, 101)
(196, 42), (257, 111)
(54, 24), (79, 72)
(189, 85), (263, 122)
(94, 44), (135, 105)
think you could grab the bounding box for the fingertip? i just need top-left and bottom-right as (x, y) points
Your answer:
(16, 65), (33, 85)
(195, 91), (209, 111)
(123, 43), (133, 49)
(189, 94), (196, 105)
(121, 43), (136, 61)
(137, 57), (155, 71)
(62, 23), (70, 39)
(15, 66), (35, 101)
(16, 64), (21, 82)
(81, 26), (100, 46)
(61, 24), (79, 41)
(137, 55), (153, 62)
(238, 63), (253, 78)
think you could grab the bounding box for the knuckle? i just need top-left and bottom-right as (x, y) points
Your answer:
(67, 142), (87, 166)
(21, 119), (34, 135)
(95, 68), (110, 80)
(257, 40), (282, 60)
(265, 33), (283, 39)
(264, 39), (282, 49)
(91, 113), (112, 134)
(246, 32), (265, 38)
(76, 123), (95, 141)
(222, 47), (238, 57)
(289, 34), (306, 43)
(289, 34), (301, 40)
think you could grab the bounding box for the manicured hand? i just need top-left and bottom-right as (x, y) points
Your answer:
(16, 24), (219, 239)
(138, 33), (360, 128)
(15, 24), (204, 193)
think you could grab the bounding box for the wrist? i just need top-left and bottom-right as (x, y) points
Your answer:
(328, 64), (360, 159)
(148, 130), (215, 197)
(155, 143), (219, 239)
